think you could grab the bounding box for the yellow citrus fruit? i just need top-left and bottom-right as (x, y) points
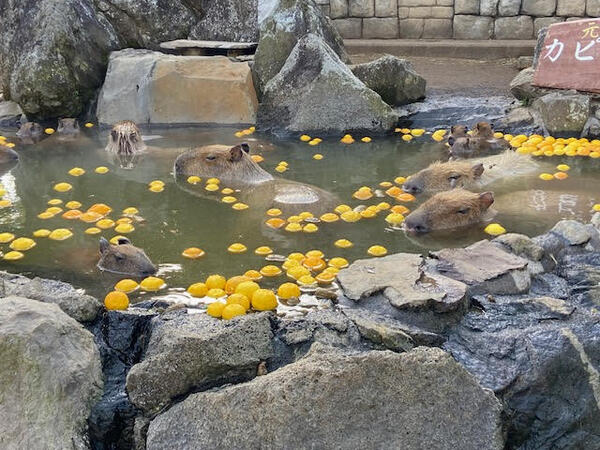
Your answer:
(85, 227), (101, 235)
(10, 237), (36, 251)
(227, 293), (250, 310)
(251, 289), (278, 311)
(68, 167), (85, 176)
(3, 251), (24, 261)
(484, 223), (506, 236)
(33, 229), (51, 238)
(45, 128), (55, 135)
(367, 245), (387, 257)
(85, 122), (94, 128)
(140, 277), (165, 291)
(110, 235), (126, 244)
(207, 288), (226, 298)
(115, 223), (135, 233)
(222, 303), (246, 320)
(206, 274), (227, 290)
(207, 302), (226, 318)
(97, 219), (116, 229)
(182, 247), (205, 259)
(115, 279), (139, 293)
(49, 228), (73, 241)
(187, 176), (201, 185)
(187, 282), (208, 298)
(260, 265), (283, 277)
(232, 202), (249, 210)
(251, 155), (264, 163)
(328, 257), (349, 269)
(228, 242), (247, 253)
(65, 200), (82, 209)
(244, 269), (263, 281)
(0, 199), (12, 208)
(285, 223), (302, 232)
(104, 291), (129, 310)
(224, 276), (251, 294)
(539, 173), (554, 181)
(303, 223), (319, 233)
(48, 198), (63, 206)
(0, 232), (15, 243)
(300, 134), (311, 142)
(320, 213), (339, 223)
(222, 196), (237, 203)
(255, 246), (273, 256)
(62, 210), (82, 220)
(53, 182), (72, 192)
(334, 239), (353, 248)
(361, 136), (372, 143)
(340, 211), (361, 223)
(265, 218), (286, 229)
(95, 166), (109, 174)
(149, 184), (164, 193)
(313, 153), (323, 159)
(235, 281), (260, 299)
(277, 282), (300, 299)
(385, 213), (405, 226)
(556, 164), (570, 171)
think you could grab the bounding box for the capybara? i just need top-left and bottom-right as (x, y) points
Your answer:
(16, 122), (43, 139)
(97, 237), (157, 277)
(403, 151), (539, 195)
(57, 118), (80, 140)
(404, 189), (495, 234)
(449, 136), (510, 159)
(105, 120), (147, 155)
(0, 144), (19, 164)
(470, 121), (494, 139)
(447, 125), (468, 146)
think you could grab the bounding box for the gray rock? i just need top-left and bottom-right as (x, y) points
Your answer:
(188, 0), (258, 42)
(126, 312), (274, 414)
(330, 0), (349, 18)
(362, 17), (399, 38)
(494, 16), (534, 40)
(589, 0), (600, 16)
(0, 297), (103, 449)
(532, 92), (591, 136)
(453, 15), (494, 39)
(480, 0), (499, 15)
(592, 212), (600, 230)
(0, 100), (22, 127)
(146, 345), (504, 450)
(399, 18), (425, 38)
(556, 0), (585, 16)
(253, 0), (349, 97)
(332, 18), (363, 38)
(498, 0), (520, 16)
(533, 26), (549, 67)
(337, 253), (468, 312)
(432, 240), (531, 295)
(534, 17), (565, 36)
(521, 0), (557, 16)
(350, 55), (426, 106)
(493, 233), (545, 261)
(455, 0), (481, 14)
(530, 273), (570, 299)
(258, 34), (397, 135)
(349, 0), (375, 16)
(551, 219), (593, 245)
(375, 0), (397, 16)
(422, 18), (453, 38)
(499, 106), (535, 129)
(583, 117), (600, 138)
(0, 271), (102, 322)
(509, 67), (555, 103)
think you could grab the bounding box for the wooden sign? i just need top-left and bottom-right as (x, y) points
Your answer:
(533, 18), (600, 93)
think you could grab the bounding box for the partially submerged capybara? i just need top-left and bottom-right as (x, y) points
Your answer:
(56, 118), (80, 140)
(0, 144), (19, 163)
(470, 121), (494, 139)
(97, 237), (157, 277)
(105, 120), (147, 155)
(403, 151), (539, 194)
(447, 125), (468, 146)
(449, 136), (510, 158)
(404, 189), (495, 234)
(174, 143), (336, 214)
(16, 122), (43, 139)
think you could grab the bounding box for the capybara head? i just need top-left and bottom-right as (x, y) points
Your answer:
(105, 120), (146, 155)
(448, 136), (492, 159)
(404, 189), (494, 234)
(448, 125), (468, 146)
(57, 118), (80, 136)
(97, 237), (157, 277)
(403, 160), (484, 194)
(472, 121), (494, 138)
(16, 122), (43, 138)
(0, 144), (19, 164)
(174, 143), (273, 185)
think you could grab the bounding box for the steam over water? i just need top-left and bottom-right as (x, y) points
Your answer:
(0, 126), (598, 301)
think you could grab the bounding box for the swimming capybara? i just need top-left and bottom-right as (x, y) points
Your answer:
(173, 143), (336, 214)
(403, 151), (539, 195)
(470, 121), (494, 139)
(16, 122), (43, 139)
(0, 144), (19, 164)
(404, 189), (495, 234)
(57, 118), (80, 140)
(447, 125), (468, 146)
(449, 136), (510, 159)
(105, 120), (147, 155)
(97, 237), (157, 277)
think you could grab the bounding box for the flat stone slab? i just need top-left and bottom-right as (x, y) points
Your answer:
(160, 39), (257, 56)
(337, 253), (467, 313)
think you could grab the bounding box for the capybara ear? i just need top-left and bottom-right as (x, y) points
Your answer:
(472, 163), (484, 178)
(479, 192), (494, 208)
(240, 142), (250, 153)
(99, 237), (110, 254)
(450, 125), (457, 133)
(117, 237), (131, 245)
(228, 145), (244, 162)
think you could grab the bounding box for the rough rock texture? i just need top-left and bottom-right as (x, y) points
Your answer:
(494, 16), (534, 39)
(453, 15), (494, 39)
(432, 240), (531, 295)
(499, 0), (521, 16)
(0, 297), (103, 449)
(146, 345), (504, 450)
(532, 92), (591, 136)
(0, 99), (22, 127)
(337, 253), (468, 312)
(258, 34), (396, 135)
(521, 0), (557, 17)
(126, 311), (274, 414)
(350, 55), (426, 106)
(0, 0), (257, 120)
(0, 271), (102, 322)
(253, 0), (349, 97)
(510, 67), (554, 103)
(551, 219), (594, 246)
(97, 50), (258, 126)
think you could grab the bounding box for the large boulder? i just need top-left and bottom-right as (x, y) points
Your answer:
(126, 311), (274, 415)
(97, 50), (258, 126)
(146, 345), (504, 450)
(0, 297), (103, 449)
(253, 0), (349, 97)
(0, 99), (22, 127)
(532, 91), (591, 136)
(350, 55), (426, 106)
(258, 34), (396, 135)
(189, 0), (258, 42)
(509, 67), (555, 103)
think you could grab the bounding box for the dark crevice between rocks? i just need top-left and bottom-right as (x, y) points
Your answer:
(86, 310), (155, 450)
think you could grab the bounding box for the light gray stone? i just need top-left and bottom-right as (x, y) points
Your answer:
(375, 0), (397, 16)
(453, 15), (494, 39)
(349, 0), (375, 16)
(362, 17), (399, 37)
(455, 0), (480, 14)
(532, 92), (591, 136)
(432, 240), (531, 295)
(146, 346), (504, 450)
(398, 6), (410, 17)
(480, 0), (499, 15)
(521, 0), (556, 16)
(0, 100), (22, 127)
(408, 6), (432, 17)
(556, 0), (585, 16)
(350, 55), (426, 105)
(516, 55), (534, 69)
(258, 34), (397, 134)
(498, 0), (521, 16)
(494, 15), (534, 39)
(431, 6), (454, 18)
(437, 0), (454, 5)
(0, 272), (102, 323)
(534, 17), (565, 35)
(337, 253), (468, 312)
(399, 0), (436, 5)
(126, 312), (274, 414)
(510, 67), (554, 102)
(588, 0), (600, 16)
(551, 220), (593, 245)
(188, 0), (258, 42)
(0, 297), (103, 450)
(400, 18), (424, 37)
(333, 17), (363, 37)
(492, 233), (545, 261)
(330, 0), (349, 17)
(253, 0), (349, 97)
(583, 116), (600, 138)
(498, 106), (535, 128)
(423, 18), (454, 37)
(592, 212), (600, 230)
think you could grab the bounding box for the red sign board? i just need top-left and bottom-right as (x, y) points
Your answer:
(533, 18), (600, 93)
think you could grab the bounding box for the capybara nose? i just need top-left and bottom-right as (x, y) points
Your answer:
(404, 215), (429, 234)
(448, 136), (455, 146)
(402, 183), (421, 194)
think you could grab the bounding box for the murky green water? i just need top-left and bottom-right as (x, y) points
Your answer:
(0, 126), (598, 302)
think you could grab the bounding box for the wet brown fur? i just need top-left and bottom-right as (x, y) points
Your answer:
(404, 189), (494, 233)
(403, 160), (484, 194)
(471, 122), (494, 139)
(16, 122), (43, 138)
(447, 125), (468, 146)
(97, 237), (156, 276)
(106, 120), (147, 155)
(57, 118), (80, 136)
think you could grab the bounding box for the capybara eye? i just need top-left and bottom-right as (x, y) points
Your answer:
(457, 208), (470, 215)
(130, 133), (137, 141)
(206, 155), (216, 161)
(448, 174), (461, 180)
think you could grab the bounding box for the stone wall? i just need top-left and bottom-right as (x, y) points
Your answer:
(316, 0), (600, 39)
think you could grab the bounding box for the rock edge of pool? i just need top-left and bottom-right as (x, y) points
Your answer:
(1, 214), (599, 450)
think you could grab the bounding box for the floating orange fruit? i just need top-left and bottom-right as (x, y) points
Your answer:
(265, 218), (286, 229)
(88, 203), (112, 216)
(62, 209), (82, 220)
(396, 193), (416, 202)
(334, 239), (353, 248)
(79, 211), (102, 223)
(222, 303), (247, 320)
(206, 274), (226, 290)
(104, 291), (129, 310)
(140, 277), (165, 292)
(182, 247), (205, 259)
(367, 245), (387, 257)
(260, 265), (283, 277)
(228, 242), (247, 253)
(251, 289), (278, 311)
(115, 279), (139, 294)
(187, 282), (208, 298)
(225, 276), (251, 294)
(320, 213), (339, 223)
(277, 282), (300, 299)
